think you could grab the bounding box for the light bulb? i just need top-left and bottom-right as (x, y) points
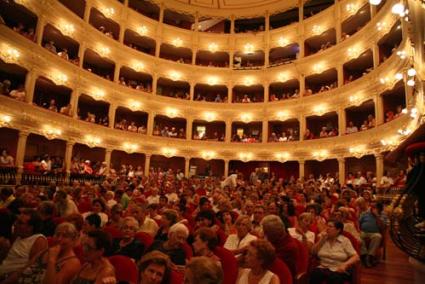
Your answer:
(392, 3), (405, 15)
(369, 0), (382, 5)
(407, 79), (415, 86)
(394, 73), (403, 80)
(407, 68), (416, 77)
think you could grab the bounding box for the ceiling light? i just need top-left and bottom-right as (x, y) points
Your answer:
(394, 73), (403, 80)
(313, 63), (325, 73)
(243, 43), (255, 54)
(137, 25), (148, 36)
(240, 113), (253, 123)
(208, 43), (218, 53)
(58, 20), (75, 36)
(100, 7), (115, 18)
(91, 88), (106, 100)
(392, 3), (405, 15)
(131, 61), (145, 72)
(128, 100), (142, 110)
(369, 0), (382, 5)
(244, 77), (255, 86)
(172, 38), (183, 47)
(169, 71), (182, 81)
(51, 71), (68, 85)
(96, 44), (110, 57)
(162, 147), (177, 158)
(203, 111), (216, 122)
(407, 79), (415, 86)
(207, 76), (219, 85)
(396, 50), (407, 59)
(312, 25), (324, 35)
(313, 104), (327, 115)
(165, 107), (179, 118)
(278, 37), (289, 47)
(277, 73), (288, 82)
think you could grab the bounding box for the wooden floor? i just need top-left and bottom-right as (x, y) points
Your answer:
(360, 235), (415, 284)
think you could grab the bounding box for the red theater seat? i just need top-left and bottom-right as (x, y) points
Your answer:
(108, 255), (138, 284)
(214, 246), (238, 284)
(269, 257), (293, 284)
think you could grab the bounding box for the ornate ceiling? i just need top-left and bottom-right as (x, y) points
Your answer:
(149, 0), (302, 18)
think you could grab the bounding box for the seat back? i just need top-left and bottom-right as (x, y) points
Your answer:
(108, 255), (138, 284)
(103, 225), (124, 239)
(269, 257), (293, 284)
(135, 231), (154, 249)
(182, 242), (193, 260)
(294, 238), (309, 276)
(342, 231), (361, 284)
(213, 246), (238, 284)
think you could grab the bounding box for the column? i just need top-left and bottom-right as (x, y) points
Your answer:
(335, 0), (342, 43)
(192, 48), (197, 65)
(104, 149), (112, 174)
(83, 0), (92, 22)
(159, 3), (165, 23)
(225, 119), (232, 142)
(227, 82), (233, 103)
(264, 11), (270, 67)
(262, 120), (268, 143)
(405, 73), (415, 108)
(299, 74), (305, 97)
(155, 40), (161, 58)
(189, 82), (195, 101)
(338, 157), (346, 185)
(147, 111), (155, 135)
(230, 15), (235, 34)
(108, 103), (116, 128)
(224, 159), (229, 177)
(185, 157), (191, 178)
(375, 153), (384, 186)
(24, 70), (37, 104)
(338, 107), (346, 136)
(71, 90), (80, 118)
(78, 42), (86, 68)
(144, 154), (151, 176)
(118, 24), (125, 44)
(16, 131), (29, 184)
(194, 12), (199, 32)
(229, 50), (234, 69)
(152, 73), (158, 95)
(374, 95), (384, 126)
(298, 0), (304, 23)
(186, 117), (193, 140)
(263, 82), (270, 102)
(114, 63), (121, 83)
(299, 114), (306, 141)
(299, 159), (305, 180)
(64, 141), (74, 181)
(35, 16), (46, 46)
(372, 43), (380, 68)
(337, 64), (344, 87)
(370, 3), (377, 18)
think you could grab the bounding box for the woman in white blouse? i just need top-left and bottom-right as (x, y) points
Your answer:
(310, 220), (360, 284)
(224, 215), (257, 257)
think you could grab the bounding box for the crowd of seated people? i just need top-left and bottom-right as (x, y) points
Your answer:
(231, 133), (261, 143)
(125, 42), (155, 55)
(194, 93), (227, 103)
(234, 25), (265, 33)
(10, 22), (36, 41)
(23, 154), (64, 174)
(196, 60), (229, 68)
(153, 125), (186, 139)
(234, 94), (261, 103)
(270, 90), (299, 101)
(36, 98), (72, 116)
(43, 41), (79, 65)
(78, 110), (109, 127)
(346, 115), (376, 134)
(269, 128), (299, 142)
(114, 119), (147, 134)
(304, 126), (338, 140)
(97, 26), (115, 39)
(193, 131), (225, 141)
(0, 79), (26, 101)
(118, 77), (152, 92)
(70, 158), (108, 175)
(157, 87), (190, 100)
(305, 82), (338, 96)
(83, 66), (113, 81)
(385, 105), (404, 122)
(0, 161), (402, 283)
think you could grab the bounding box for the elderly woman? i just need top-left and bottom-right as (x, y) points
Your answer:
(185, 256), (223, 284)
(224, 215), (257, 256)
(193, 227), (220, 263)
(310, 220), (359, 284)
(237, 240), (279, 284)
(139, 251), (172, 284)
(288, 212), (315, 249)
(148, 223), (189, 266)
(109, 216), (144, 261)
(18, 222), (81, 284)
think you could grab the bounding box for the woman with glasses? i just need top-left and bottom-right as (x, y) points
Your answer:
(310, 220), (359, 284)
(72, 230), (116, 284)
(109, 217), (144, 261)
(18, 222), (81, 284)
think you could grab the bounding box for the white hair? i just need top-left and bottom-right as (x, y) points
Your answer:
(168, 223), (189, 238)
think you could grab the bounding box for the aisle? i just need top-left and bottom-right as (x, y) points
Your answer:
(360, 234), (415, 284)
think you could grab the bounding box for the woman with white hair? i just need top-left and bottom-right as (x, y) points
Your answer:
(104, 191), (117, 209)
(224, 215), (257, 257)
(148, 223), (189, 266)
(109, 217), (145, 261)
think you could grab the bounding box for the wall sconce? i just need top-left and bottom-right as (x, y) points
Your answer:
(162, 147), (177, 158)
(346, 3), (359, 13)
(398, 128), (412, 136)
(137, 25), (148, 36)
(407, 68), (416, 77)
(349, 94), (364, 106)
(96, 44), (110, 57)
(347, 46), (361, 59)
(207, 76), (219, 86)
(277, 72), (288, 82)
(394, 73), (403, 80)
(123, 142), (139, 153)
(313, 104), (327, 115)
(172, 38), (183, 47)
(42, 125), (62, 140)
(203, 111), (216, 122)
(278, 37), (289, 47)
(376, 21), (388, 32)
(169, 71), (182, 81)
(51, 71), (68, 85)
(0, 44), (20, 63)
(165, 107), (179, 118)
(85, 135), (102, 148)
(201, 150), (216, 160)
(276, 111), (289, 120)
(58, 20), (75, 36)
(369, 0), (382, 6)
(379, 77), (390, 85)
(208, 43), (218, 53)
(396, 50), (407, 59)
(240, 113), (253, 123)
(131, 61), (145, 72)
(313, 63), (325, 74)
(380, 136), (399, 148)
(410, 108), (418, 119)
(243, 76), (255, 86)
(100, 7), (115, 18)
(313, 150), (328, 161)
(91, 88), (105, 100)
(312, 25), (324, 35)
(243, 43), (255, 54)
(128, 100), (142, 111)
(349, 145), (366, 158)
(275, 152), (290, 162)
(0, 114), (12, 127)
(392, 3), (407, 16)
(239, 152), (253, 162)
